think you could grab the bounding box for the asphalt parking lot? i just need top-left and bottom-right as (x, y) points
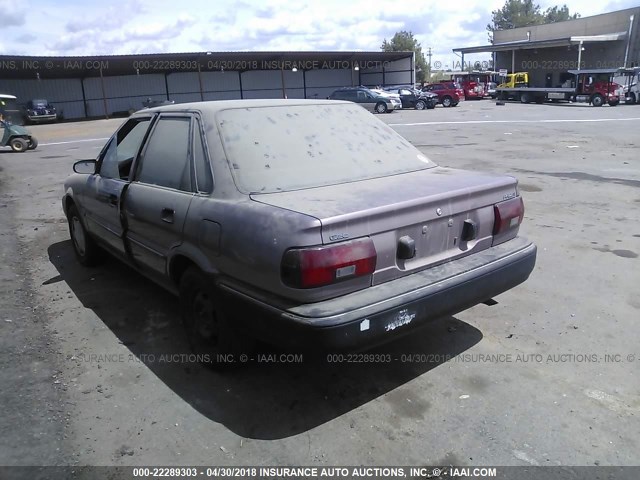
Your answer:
(0, 100), (638, 474)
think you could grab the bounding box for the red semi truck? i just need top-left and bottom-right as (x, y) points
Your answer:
(449, 71), (498, 100)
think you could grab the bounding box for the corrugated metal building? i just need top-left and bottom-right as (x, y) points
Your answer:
(453, 7), (639, 87)
(0, 51), (414, 120)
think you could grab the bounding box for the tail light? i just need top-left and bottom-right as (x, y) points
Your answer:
(493, 196), (525, 235)
(281, 238), (377, 289)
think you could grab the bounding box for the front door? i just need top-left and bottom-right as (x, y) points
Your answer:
(398, 89), (416, 108)
(123, 115), (195, 277)
(83, 117), (153, 256)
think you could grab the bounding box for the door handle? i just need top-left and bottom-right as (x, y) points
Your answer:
(161, 208), (175, 224)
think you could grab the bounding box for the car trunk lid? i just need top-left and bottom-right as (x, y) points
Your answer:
(251, 167), (519, 285)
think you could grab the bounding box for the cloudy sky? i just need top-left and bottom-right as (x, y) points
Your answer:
(1, 0), (637, 65)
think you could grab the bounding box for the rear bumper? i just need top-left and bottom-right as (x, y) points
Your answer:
(220, 236), (537, 350)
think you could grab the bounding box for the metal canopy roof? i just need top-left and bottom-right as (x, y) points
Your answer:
(0, 51), (413, 80)
(453, 32), (627, 54)
(567, 68), (622, 75)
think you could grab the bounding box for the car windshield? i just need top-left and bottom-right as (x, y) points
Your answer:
(32, 99), (48, 107)
(216, 103), (435, 194)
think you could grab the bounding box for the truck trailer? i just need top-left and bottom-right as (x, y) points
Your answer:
(496, 69), (620, 107)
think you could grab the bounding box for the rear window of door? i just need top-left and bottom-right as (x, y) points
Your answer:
(135, 116), (193, 191)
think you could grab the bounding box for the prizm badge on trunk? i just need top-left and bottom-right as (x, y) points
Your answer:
(329, 233), (350, 241)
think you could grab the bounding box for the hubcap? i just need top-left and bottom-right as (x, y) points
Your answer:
(192, 291), (219, 346)
(71, 216), (86, 256)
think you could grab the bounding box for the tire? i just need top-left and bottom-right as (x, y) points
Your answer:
(374, 102), (388, 114)
(10, 138), (28, 152)
(452, 102), (459, 107)
(66, 204), (103, 267)
(179, 267), (254, 367)
(427, 103), (436, 110)
(28, 137), (38, 150)
(627, 93), (636, 105)
(520, 93), (530, 104)
(591, 94), (604, 107)
(442, 96), (452, 107)
(608, 100), (619, 107)
(415, 100), (426, 110)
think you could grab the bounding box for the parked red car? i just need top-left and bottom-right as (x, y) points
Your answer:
(422, 82), (465, 107)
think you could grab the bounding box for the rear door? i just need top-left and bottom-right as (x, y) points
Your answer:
(356, 90), (376, 112)
(123, 114), (195, 277)
(83, 116), (153, 255)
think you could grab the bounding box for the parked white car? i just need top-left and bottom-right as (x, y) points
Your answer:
(370, 89), (403, 110)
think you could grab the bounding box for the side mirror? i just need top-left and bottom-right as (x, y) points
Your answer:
(73, 159), (97, 174)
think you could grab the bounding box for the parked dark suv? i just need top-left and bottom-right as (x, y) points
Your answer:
(384, 87), (437, 110)
(421, 83), (464, 107)
(24, 99), (57, 123)
(328, 87), (397, 113)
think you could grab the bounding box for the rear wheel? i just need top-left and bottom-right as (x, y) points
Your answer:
(591, 94), (604, 107)
(10, 138), (28, 152)
(442, 96), (453, 107)
(374, 102), (387, 114)
(520, 92), (530, 104)
(415, 100), (426, 110)
(67, 204), (102, 266)
(28, 137), (38, 150)
(180, 267), (254, 367)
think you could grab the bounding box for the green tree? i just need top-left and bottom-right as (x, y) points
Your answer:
(543, 5), (580, 23)
(487, 0), (579, 34)
(487, 0), (541, 31)
(381, 31), (428, 83)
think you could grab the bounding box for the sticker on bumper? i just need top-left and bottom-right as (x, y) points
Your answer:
(385, 309), (416, 332)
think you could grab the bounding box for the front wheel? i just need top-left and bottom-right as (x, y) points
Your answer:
(442, 96), (452, 107)
(374, 102), (387, 114)
(28, 137), (38, 150)
(180, 267), (254, 366)
(415, 100), (426, 110)
(10, 138), (28, 152)
(67, 204), (103, 266)
(591, 94), (604, 107)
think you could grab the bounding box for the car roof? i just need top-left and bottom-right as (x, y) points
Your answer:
(0, 94), (17, 100)
(138, 99), (351, 116)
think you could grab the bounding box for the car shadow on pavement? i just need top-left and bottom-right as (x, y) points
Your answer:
(48, 240), (483, 440)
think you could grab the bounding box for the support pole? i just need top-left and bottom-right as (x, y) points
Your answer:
(197, 63), (204, 101)
(624, 15), (634, 68)
(99, 66), (109, 119)
(577, 40), (583, 70)
(281, 62), (286, 99)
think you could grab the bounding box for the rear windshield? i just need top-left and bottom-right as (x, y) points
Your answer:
(216, 103), (434, 193)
